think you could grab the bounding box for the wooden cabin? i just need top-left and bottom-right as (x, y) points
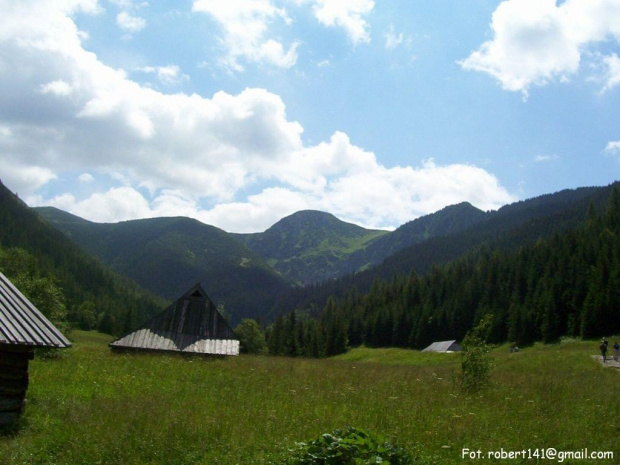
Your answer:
(422, 340), (462, 353)
(110, 282), (239, 356)
(0, 271), (71, 426)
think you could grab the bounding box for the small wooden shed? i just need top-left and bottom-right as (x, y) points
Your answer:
(110, 282), (239, 356)
(0, 271), (71, 426)
(422, 340), (462, 353)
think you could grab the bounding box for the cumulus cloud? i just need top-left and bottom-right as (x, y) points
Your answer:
(116, 11), (146, 33)
(312, 0), (374, 45)
(190, 0), (376, 69)
(601, 53), (620, 92)
(48, 187), (152, 223)
(459, 0), (620, 96)
(0, 0), (515, 232)
(42, 156), (516, 232)
(192, 0), (300, 71)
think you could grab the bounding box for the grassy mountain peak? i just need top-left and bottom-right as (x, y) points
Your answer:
(234, 210), (389, 285)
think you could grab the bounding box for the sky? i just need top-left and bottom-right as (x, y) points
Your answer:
(1, 0), (619, 233)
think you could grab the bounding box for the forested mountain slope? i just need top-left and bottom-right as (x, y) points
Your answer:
(36, 207), (292, 325)
(266, 184), (620, 357)
(234, 203), (488, 286)
(0, 180), (165, 335)
(269, 184), (614, 319)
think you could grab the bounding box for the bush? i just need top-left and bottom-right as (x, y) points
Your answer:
(460, 314), (494, 393)
(234, 318), (267, 354)
(282, 426), (414, 464)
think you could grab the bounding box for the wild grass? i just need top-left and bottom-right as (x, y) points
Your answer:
(1, 332), (618, 464)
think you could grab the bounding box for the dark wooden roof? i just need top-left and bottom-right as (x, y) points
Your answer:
(110, 282), (239, 356)
(0, 271), (71, 348)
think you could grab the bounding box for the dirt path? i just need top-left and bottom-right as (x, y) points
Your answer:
(592, 355), (620, 370)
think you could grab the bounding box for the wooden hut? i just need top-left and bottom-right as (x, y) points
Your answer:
(110, 282), (239, 356)
(422, 340), (462, 353)
(0, 271), (71, 426)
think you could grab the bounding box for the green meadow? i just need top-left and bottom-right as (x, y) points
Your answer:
(1, 331), (618, 464)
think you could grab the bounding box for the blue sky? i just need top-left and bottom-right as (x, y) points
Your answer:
(1, 0), (619, 232)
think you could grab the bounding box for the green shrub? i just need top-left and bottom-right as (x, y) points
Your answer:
(460, 314), (494, 393)
(282, 426), (414, 464)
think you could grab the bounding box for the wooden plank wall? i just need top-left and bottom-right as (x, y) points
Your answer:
(0, 344), (33, 426)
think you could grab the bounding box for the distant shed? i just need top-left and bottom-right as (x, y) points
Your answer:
(422, 340), (462, 353)
(0, 271), (71, 426)
(110, 282), (239, 356)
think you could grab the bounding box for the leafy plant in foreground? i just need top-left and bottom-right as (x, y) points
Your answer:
(460, 314), (494, 393)
(282, 426), (414, 464)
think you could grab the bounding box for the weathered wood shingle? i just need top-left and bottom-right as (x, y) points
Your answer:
(110, 282), (239, 356)
(0, 271), (71, 348)
(422, 340), (462, 353)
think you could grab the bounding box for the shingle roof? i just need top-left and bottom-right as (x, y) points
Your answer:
(422, 340), (462, 352)
(0, 271), (71, 348)
(110, 282), (239, 356)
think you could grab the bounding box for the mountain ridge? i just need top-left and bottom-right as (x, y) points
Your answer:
(35, 208), (292, 325)
(232, 210), (389, 285)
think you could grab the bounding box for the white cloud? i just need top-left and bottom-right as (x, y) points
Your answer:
(47, 187), (152, 223)
(192, 0), (299, 71)
(534, 154), (559, 163)
(601, 53), (620, 92)
(137, 65), (190, 86)
(116, 11), (146, 33)
(605, 140), (620, 158)
(39, 155), (516, 232)
(79, 173), (94, 182)
(385, 24), (404, 49)
(460, 0), (620, 96)
(1, 1), (516, 233)
(41, 80), (74, 97)
(1, 164), (57, 197)
(312, 0), (374, 45)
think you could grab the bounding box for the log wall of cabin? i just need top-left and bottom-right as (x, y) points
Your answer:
(0, 344), (33, 426)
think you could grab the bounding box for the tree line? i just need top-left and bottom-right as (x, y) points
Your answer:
(263, 188), (620, 357)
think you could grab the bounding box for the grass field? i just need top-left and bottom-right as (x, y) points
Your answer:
(1, 331), (619, 464)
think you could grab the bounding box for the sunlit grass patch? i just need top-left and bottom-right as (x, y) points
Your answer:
(1, 331), (618, 464)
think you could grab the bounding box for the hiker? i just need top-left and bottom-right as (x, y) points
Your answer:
(614, 341), (619, 362)
(600, 338), (608, 362)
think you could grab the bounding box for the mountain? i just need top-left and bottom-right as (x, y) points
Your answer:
(269, 184), (616, 318)
(233, 210), (388, 285)
(0, 180), (165, 335)
(266, 184), (620, 357)
(233, 204), (487, 286)
(350, 202), (487, 269)
(35, 208), (292, 324)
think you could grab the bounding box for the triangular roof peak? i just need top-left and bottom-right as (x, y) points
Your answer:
(110, 281), (238, 356)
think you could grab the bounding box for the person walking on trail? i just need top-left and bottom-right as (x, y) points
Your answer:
(614, 341), (619, 362)
(600, 338), (608, 362)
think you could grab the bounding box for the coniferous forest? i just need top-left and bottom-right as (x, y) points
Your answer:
(1, 178), (619, 355)
(0, 181), (166, 336)
(266, 187), (620, 356)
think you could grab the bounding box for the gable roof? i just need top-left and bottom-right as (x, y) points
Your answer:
(422, 340), (462, 353)
(109, 282), (239, 356)
(0, 271), (71, 348)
